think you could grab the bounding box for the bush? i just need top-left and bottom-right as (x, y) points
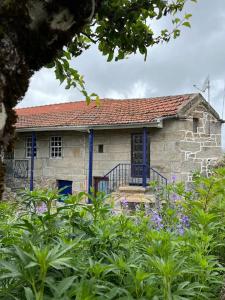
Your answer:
(0, 169), (225, 299)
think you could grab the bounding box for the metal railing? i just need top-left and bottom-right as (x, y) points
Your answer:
(4, 159), (29, 179)
(4, 159), (29, 190)
(98, 163), (167, 194)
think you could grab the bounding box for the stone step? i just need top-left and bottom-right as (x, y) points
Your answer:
(118, 185), (153, 194)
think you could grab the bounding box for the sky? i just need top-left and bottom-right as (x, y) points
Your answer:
(19, 0), (225, 125)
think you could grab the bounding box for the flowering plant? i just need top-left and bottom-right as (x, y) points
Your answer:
(0, 169), (225, 299)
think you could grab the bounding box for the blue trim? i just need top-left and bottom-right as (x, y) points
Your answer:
(30, 132), (35, 191)
(142, 127), (147, 187)
(88, 129), (94, 202)
(57, 180), (73, 200)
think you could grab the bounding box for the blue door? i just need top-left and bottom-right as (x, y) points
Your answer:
(57, 180), (72, 199)
(131, 133), (150, 178)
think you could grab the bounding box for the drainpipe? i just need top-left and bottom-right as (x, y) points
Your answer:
(30, 131), (36, 191)
(88, 129), (94, 202)
(142, 127), (147, 188)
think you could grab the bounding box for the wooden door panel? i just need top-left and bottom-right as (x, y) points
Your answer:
(131, 133), (150, 178)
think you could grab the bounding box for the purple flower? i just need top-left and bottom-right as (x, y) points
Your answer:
(151, 211), (163, 230)
(180, 214), (190, 228)
(176, 214), (190, 235)
(171, 175), (177, 183)
(36, 202), (47, 214)
(171, 193), (179, 202)
(121, 198), (129, 209)
(177, 225), (185, 235)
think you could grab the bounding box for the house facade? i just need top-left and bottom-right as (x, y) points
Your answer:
(4, 93), (223, 193)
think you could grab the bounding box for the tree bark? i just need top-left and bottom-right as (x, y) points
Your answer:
(0, 0), (100, 198)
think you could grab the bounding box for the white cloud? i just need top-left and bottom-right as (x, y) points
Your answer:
(107, 81), (152, 99)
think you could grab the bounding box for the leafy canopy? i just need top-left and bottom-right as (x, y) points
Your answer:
(48, 0), (197, 103)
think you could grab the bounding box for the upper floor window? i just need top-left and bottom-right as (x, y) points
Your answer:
(26, 136), (37, 158)
(193, 118), (199, 133)
(50, 136), (62, 158)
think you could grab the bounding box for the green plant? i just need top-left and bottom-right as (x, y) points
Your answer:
(0, 170), (225, 299)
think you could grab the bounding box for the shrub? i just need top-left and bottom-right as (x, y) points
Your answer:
(0, 170), (225, 299)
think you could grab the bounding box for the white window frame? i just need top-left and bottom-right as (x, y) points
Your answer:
(25, 136), (37, 158)
(50, 136), (63, 158)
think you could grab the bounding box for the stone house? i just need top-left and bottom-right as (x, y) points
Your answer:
(4, 93), (223, 195)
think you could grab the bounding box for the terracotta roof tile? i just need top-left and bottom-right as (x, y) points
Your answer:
(15, 94), (197, 129)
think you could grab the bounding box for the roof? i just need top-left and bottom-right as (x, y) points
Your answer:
(15, 93), (204, 130)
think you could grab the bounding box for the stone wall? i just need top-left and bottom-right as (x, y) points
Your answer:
(14, 131), (87, 191)
(149, 102), (223, 183)
(179, 103), (222, 182)
(14, 129), (132, 192)
(150, 121), (184, 182)
(84, 129), (131, 177)
(12, 102), (223, 192)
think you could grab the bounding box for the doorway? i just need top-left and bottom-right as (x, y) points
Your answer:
(131, 133), (150, 178)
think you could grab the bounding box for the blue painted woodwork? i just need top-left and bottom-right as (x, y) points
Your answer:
(131, 133), (150, 179)
(88, 129), (94, 202)
(142, 127), (147, 187)
(57, 180), (73, 196)
(30, 132), (36, 191)
(93, 176), (109, 195)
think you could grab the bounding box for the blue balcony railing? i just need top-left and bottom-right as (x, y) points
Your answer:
(97, 163), (167, 194)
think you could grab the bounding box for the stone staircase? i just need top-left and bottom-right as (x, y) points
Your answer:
(112, 185), (157, 210)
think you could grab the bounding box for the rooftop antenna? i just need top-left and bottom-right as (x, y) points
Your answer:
(193, 75), (210, 104)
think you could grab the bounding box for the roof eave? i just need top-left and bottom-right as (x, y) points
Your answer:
(15, 120), (164, 132)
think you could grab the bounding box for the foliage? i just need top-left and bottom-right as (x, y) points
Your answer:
(0, 169), (225, 299)
(48, 0), (197, 102)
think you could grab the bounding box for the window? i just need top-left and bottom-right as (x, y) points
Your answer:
(50, 136), (62, 158)
(98, 144), (104, 153)
(193, 118), (199, 133)
(26, 136), (37, 158)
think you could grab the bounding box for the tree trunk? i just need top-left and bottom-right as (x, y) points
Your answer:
(0, 0), (99, 199)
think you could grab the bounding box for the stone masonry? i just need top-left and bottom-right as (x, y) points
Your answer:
(6, 96), (223, 192)
(179, 103), (222, 182)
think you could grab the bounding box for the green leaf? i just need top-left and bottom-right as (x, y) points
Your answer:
(185, 14), (192, 20)
(46, 61), (55, 68)
(24, 287), (34, 300)
(25, 261), (38, 269)
(173, 18), (181, 24)
(182, 22), (191, 28)
(107, 51), (114, 62)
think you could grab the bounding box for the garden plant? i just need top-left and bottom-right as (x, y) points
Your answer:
(0, 168), (225, 299)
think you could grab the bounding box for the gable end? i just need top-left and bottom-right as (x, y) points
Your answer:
(177, 93), (223, 122)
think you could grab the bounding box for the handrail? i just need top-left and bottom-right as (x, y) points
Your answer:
(104, 163), (121, 177)
(150, 167), (168, 183)
(100, 163), (167, 194)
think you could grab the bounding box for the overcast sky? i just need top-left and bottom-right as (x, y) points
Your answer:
(20, 0), (225, 123)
